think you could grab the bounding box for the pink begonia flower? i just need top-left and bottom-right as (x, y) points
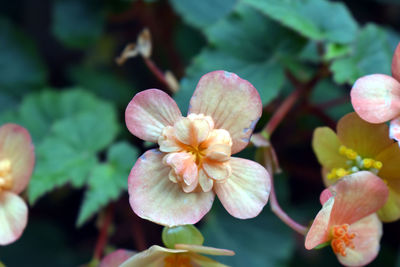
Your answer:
(350, 43), (400, 141)
(125, 71), (271, 226)
(305, 171), (389, 266)
(0, 124), (35, 245)
(101, 244), (234, 267)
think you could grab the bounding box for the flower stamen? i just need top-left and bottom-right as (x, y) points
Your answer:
(331, 224), (356, 257)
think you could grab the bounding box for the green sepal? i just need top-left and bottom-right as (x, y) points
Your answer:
(162, 225), (204, 249)
(314, 241), (331, 250)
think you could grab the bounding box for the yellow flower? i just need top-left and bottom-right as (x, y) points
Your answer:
(312, 112), (400, 222)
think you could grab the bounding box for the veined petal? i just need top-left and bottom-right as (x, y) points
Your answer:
(128, 150), (214, 226)
(158, 126), (182, 153)
(320, 188), (333, 205)
(205, 144), (231, 162)
(0, 124), (34, 194)
(125, 89), (182, 142)
(329, 172), (389, 226)
(337, 112), (393, 158)
(214, 157), (270, 219)
(164, 152), (198, 186)
(189, 71), (262, 154)
(174, 244), (234, 256)
(312, 127), (347, 170)
(100, 249), (136, 267)
(305, 197), (334, 250)
(199, 169), (213, 192)
(202, 161), (231, 181)
(392, 43), (400, 81)
(120, 245), (186, 267)
(174, 116), (211, 146)
(377, 188), (400, 222)
(336, 214), (382, 267)
(351, 74), (400, 123)
(189, 253), (230, 267)
(0, 192), (28, 245)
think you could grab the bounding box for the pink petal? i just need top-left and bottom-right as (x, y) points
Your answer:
(305, 197), (334, 250)
(128, 149), (215, 226)
(329, 171), (389, 226)
(392, 42), (400, 81)
(0, 192), (28, 245)
(350, 74), (400, 123)
(202, 161), (231, 181)
(158, 126), (182, 153)
(0, 124), (35, 194)
(189, 71), (262, 154)
(198, 169), (213, 192)
(174, 115), (212, 146)
(214, 157), (270, 219)
(174, 244), (235, 256)
(389, 116), (400, 142)
(125, 89), (182, 142)
(163, 152), (198, 186)
(336, 214), (382, 267)
(320, 188), (333, 205)
(100, 249), (136, 267)
(120, 245), (186, 267)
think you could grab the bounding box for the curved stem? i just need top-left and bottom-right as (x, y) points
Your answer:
(269, 175), (308, 236)
(93, 204), (115, 260)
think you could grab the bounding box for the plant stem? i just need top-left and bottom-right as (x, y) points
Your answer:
(93, 204), (115, 260)
(143, 57), (174, 94)
(269, 174), (308, 236)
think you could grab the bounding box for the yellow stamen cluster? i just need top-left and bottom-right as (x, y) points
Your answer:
(327, 145), (383, 180)
(0, 159), (12, 192)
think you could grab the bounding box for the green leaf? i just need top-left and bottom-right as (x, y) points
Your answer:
(243, 0), (358, 44)
(0, 17), (47, 96)
(330, 24), (392, 84)
(28, 137), (97, 204)
(174, 4), (306, 113)
(52, 0), (104, 49)
(7, 89), (117, 143)
(201, 203), (294, 266)
(323, 43), (351, 61)
(22, 89), (121, 204)
(77, 142), (138, 226)
(169, 0), (237, 29)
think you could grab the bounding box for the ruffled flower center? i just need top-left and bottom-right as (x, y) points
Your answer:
(164, 254), (193, 267)
(158, 114), (233, 193)
(327, 145), (383, 180)
(330, 224), (356, 257)
(0, 159), (12, 192)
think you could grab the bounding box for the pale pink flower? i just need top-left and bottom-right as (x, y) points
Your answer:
(125, 71), (271, 226)
(305, 172), (389, 266)
(0, 124), (35, 245)
(350, 43), (400, 141)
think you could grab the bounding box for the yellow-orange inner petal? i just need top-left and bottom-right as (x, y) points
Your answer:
(164, 254), (193, 267)
(330, 224), (356, 257)
(158, 114), (233, 193)
(0, 159), (12, 192)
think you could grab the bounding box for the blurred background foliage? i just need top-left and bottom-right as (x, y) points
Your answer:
(0, 0), (399, 266)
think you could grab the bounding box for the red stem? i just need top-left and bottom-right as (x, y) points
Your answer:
(93, 204), (115, 260)
(263, 86), (303, 136)
(143, 57), (173, 93)
(269, 174), (308, 235)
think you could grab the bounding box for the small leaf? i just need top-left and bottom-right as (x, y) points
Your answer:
(243, 0), (359, 44)
(169, 0), (237, 29)
(330, 24), (392, 84)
